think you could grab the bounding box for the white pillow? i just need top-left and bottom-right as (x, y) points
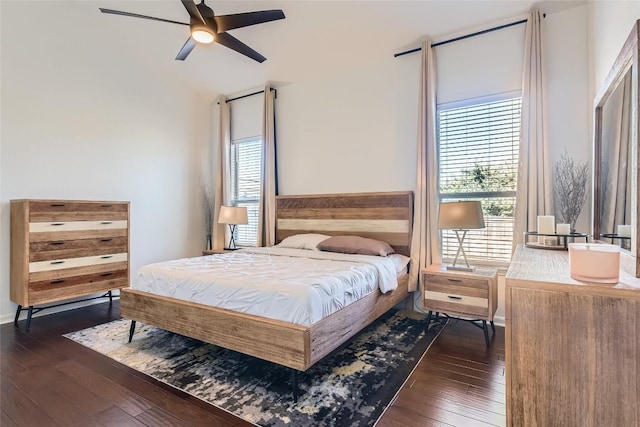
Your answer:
(275, 233), (330, 250)
(388, 253), (411, 275)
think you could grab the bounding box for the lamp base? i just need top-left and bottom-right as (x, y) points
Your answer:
(446, 264), (476, 272)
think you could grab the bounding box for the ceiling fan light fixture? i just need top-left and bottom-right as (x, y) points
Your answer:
(192, 28), (214, 43)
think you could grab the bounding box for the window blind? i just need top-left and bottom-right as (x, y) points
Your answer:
(230, 137), (262, 246)
(438, 96), (521, 263)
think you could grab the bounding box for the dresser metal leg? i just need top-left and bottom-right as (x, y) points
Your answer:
(426, 311), (433, 329)
(108, 290), (113, 304)
(128, 320), (136, 343)
(482, 320), (490, 347)
(14, 305), (22, 326)
(26, 306), (34, 331)
(490, 320), (496, 334)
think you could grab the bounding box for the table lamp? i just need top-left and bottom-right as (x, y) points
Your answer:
(218, 206), (248, 250)
(438, 201), (485, 271)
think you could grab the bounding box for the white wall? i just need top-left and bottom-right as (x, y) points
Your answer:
(0, 1), (211, 322)
(545, 5), (591, 232)
(277, 55), (420, 195)
(589, 1), (640, 98)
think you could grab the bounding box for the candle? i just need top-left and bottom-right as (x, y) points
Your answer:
(618, 224), (631, 238)
(537, 215), (555, 244)
(557, 224), (571, 235)
(569, 243), (620, 283)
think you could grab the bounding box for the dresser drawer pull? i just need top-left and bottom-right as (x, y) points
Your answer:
(100, 255), (113, 259)
(50, 279), (65, 284)
(50, 203), (66, 207)
(100, 238), (113, 242)
(51, 222), (66, 226)
(50, 260), (65, 265)
(50, 241), (65, 246)
(101, 204), (113, 208)
(100, 221), (113, 225)
(447, 278), (463, 283)
(101, 272), (114, 277)
(447, 295), (463, 300)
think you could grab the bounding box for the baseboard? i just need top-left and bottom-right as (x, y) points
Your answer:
(493, 315), (505, 328)
(0, 292), (120, 325)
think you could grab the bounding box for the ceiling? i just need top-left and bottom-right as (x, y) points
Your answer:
(73, 0), (585, 97)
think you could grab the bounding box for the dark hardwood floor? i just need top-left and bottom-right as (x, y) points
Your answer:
(1, 302), (505, 426)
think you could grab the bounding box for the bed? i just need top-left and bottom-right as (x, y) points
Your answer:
(120, 191), (413, 397)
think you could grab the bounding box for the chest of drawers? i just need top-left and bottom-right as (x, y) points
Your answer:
(10, 199), (130, 328)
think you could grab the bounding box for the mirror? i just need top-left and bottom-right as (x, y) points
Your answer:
(593, 19), (639, 277)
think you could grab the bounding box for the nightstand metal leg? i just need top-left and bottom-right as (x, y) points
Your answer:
(426, 311), (433, 329)
(490, 320), (495, 334)
(14, 305), (22, 326)
(482, 320), (490, 347)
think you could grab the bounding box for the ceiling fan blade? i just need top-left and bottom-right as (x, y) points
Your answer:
(214, 10), (285, 33)
(99, 8), (188, 26)
(175, 37), (197, 61)
(215, 32), (266, 63)
(180, 0), (206, 24)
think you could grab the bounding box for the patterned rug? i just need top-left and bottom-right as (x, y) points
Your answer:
(64, 310), (445, 426)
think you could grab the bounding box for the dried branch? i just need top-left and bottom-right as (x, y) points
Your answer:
(554, 150), (589, 230)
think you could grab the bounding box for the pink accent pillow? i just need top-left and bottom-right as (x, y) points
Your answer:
(317, 235), (395, 257)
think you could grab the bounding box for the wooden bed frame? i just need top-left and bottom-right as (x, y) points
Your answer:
(120, 191), (413, 377)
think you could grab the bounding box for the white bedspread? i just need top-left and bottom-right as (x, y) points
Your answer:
(132, 247), (402, 326)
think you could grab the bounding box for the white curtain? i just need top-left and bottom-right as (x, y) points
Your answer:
(513, 9), (553, 247)
(409, 40), (440, 295)
(213, 96), (231, 250)
(257, 85), (277, 247)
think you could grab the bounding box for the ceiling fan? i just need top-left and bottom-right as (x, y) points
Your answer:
(99, 0), (285, 63)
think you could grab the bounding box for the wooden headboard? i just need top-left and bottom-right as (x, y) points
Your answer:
(275, 191), (414, 256)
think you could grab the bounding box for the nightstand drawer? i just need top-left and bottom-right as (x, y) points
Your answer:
(424, 291), (489, 318)
(424, 274), (489, 299)
(424, 273), (488, 292)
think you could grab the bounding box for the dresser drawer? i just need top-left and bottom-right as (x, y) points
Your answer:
(28, 269), (128, 305)
(29, 201), (128, 221)
(29, 260), (129, 282)
(29, 237), (128, 262)
(29, 220), (128, 233)
(29, 252), (128, 274)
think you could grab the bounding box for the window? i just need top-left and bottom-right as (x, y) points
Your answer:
(230, 136), (262, 246)
(438, 95), (521, 264)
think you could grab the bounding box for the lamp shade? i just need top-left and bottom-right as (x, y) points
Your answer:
(218, 206), (248, 225)
(438, 201), (485, 230)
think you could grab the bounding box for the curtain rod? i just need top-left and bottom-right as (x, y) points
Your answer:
(393, 15), (541, 58)
(217, 87), (277, 105)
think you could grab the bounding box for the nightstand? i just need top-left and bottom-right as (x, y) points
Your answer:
(202, 248), (235, 255)
(422, 263), (498, 347)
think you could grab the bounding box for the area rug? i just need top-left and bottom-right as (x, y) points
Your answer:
(64, 310), (445, 426)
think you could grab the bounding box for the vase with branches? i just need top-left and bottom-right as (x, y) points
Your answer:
(554, 150), (589, 232)
(201, 183), (214, 250)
